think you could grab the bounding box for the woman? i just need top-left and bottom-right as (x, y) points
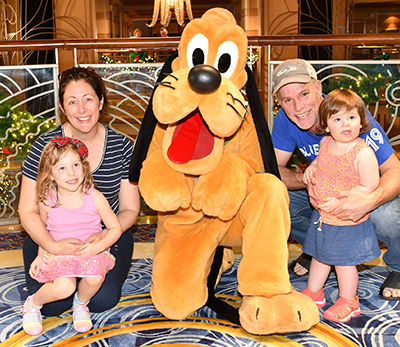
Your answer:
(19, 66), (140, 316)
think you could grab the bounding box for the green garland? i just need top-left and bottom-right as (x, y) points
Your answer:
(0, 93), (56, 207)
(99, 55), (116, 64)
(322, 56), (400, 114)
(247, 51), (259, 66)
(99, 53), (156, 64)
(274, 56), (400, 116)
(0, 101), (56, 157)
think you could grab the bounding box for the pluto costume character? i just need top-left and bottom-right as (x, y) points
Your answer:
(129, 8), (319, 335)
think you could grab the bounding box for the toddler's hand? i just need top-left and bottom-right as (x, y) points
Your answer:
(75, 242), (103, 257)
(29, 256), (42, 279)
(318, 196), (346, 213)
(303, 167), (316, 186)
(86, 230), (107, 244)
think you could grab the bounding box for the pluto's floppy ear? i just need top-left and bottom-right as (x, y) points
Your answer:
(129, 51), (179, 183)
(245, 65), (280, 179)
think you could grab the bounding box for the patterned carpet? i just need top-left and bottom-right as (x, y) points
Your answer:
(1, 226), (399, 346)
(0, 256), (400, 346)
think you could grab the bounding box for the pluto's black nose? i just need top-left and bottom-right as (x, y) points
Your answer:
(188, 65), (221, 94)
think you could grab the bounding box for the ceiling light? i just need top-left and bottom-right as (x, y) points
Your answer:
(148, 0), (194, 27)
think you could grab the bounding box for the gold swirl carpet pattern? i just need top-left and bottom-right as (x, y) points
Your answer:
(0, 258), (399, 346)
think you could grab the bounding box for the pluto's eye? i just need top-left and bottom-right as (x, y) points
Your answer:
(218, 54), (231, 74)
(192, 48), (205, 66)
(187, 34), (209, 68)
(214, 41), (238, 79)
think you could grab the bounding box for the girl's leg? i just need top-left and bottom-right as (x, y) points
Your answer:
(22, 295), (43, 335)
(23, 235), (75, 316)
(73, 276), (104, 333)
(323, 265), (360, 323)
(22, 278), (76, 336)
(336, 265), (359, 301)
(77, 276), (104, 302)
(33, 278), (77, 306)
(308, 258), (331, 293)
(301, 258), (331, 307)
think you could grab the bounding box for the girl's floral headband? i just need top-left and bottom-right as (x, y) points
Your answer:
(44, 136), (89, 159)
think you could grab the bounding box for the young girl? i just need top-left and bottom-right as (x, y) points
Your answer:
(22, 136), (122, 335)
(301, 89), (381, 323)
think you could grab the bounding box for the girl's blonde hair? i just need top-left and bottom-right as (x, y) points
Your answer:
(319, 88), (371, 135)
(36, 138), (93, 207)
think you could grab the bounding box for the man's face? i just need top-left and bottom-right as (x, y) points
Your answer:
(276, 80), (323, 134)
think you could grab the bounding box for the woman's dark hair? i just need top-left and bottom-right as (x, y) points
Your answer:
(59, 66), (108, 114)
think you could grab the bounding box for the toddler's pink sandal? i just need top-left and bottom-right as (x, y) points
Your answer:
(22, 296), (43, 335)
(323, 296), (360, 323)
(73, 305), (92, 332)
(301, 287), (326, 307)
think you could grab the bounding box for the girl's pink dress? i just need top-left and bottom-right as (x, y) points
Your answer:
(315, 136), (369, 226)
(34, 187), (115, 283)
(303, 137), (380, 266)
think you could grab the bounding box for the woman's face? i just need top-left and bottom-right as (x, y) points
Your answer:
(60, 80), (104, 134)
(159, 27), (168, 37)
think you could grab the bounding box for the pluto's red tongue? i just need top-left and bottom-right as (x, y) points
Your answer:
(167, 110), (214, 164)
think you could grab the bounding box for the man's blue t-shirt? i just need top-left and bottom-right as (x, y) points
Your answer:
(271, 107), (394, 167)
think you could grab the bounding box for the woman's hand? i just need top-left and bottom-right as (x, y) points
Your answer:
(51, 238), (85, 255)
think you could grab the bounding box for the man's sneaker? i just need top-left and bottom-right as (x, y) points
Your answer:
(301, 287), (326, 307)
(323, 296), (360, 323)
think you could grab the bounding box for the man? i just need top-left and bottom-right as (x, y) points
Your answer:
(271, 59), (400, 299)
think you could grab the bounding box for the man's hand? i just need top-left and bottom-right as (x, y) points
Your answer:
(330, 190), (371, 222)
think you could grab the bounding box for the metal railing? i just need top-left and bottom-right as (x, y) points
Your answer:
(268, 59), (400, 147)
(0, 34), (399, 224)
(0, 60), (164, 224)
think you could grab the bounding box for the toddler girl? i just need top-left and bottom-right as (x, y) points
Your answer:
(301, 89), (380, 323)
(22, 136), (121, 335)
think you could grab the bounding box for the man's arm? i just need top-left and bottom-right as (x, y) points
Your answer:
(334, 153), (400, 221)
(274, 148), (307, 190)
(19, 175), (83, 254)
